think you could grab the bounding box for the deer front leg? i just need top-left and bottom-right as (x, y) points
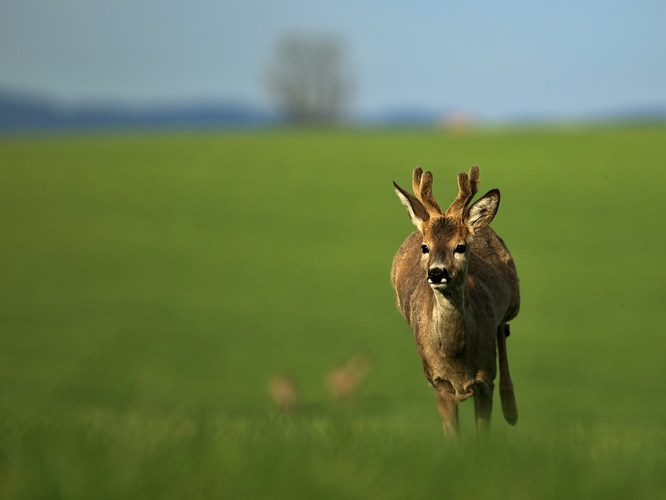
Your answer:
(434, 387), (460, 439)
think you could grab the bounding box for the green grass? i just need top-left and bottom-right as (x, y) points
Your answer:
(1, 125), (665, 498)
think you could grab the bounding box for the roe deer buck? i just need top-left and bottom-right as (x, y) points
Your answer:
(391, 166), (520, 438)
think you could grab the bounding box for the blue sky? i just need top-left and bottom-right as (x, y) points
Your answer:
(1, 0), (664, 119)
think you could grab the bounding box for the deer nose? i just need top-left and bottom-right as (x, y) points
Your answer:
(427, 267), (450, 285)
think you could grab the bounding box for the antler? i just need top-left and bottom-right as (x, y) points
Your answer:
(411, 167), (442, 214)
(445, 166), (480, 217)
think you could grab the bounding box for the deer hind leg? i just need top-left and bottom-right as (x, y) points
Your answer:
(497, 323), (518, 425)
(473, 381), (493, 437)
(434, 385), (460, 439)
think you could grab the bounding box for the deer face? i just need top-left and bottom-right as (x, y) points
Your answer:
(419, 216), (472, 291)
(394, 166), (500, 292)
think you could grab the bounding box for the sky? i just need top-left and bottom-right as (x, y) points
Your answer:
(1, 0), (665, 120)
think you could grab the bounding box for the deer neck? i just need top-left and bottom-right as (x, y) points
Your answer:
(431, 285), (474, 356)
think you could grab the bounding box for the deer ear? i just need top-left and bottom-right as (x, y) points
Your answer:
(466, 189), (500, 230)
(394, 182), (429, 232)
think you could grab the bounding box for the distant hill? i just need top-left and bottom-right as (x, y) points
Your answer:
(0, 90), (276, 131)
(367, 106), (449, 125)
(2, 89), (665, 132)
(589, 104), (666, 123)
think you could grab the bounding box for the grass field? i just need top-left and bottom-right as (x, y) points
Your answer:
(1, 125), (665, 498)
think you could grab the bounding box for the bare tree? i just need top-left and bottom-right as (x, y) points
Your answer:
(266, 34), (353, 124)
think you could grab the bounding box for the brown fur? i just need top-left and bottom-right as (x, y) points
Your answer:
(327, 352), (374, 400)
(391, 166), (520, 438)
(268, 374), (298, 412)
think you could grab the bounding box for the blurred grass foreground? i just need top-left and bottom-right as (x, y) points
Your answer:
(1, 125), (665, 498)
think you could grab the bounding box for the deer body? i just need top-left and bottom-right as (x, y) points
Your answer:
(391, 167), (519, 438)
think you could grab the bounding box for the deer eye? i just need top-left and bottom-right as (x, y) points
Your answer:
(421, 244), (430, 254)
(454, 244), (466, 254)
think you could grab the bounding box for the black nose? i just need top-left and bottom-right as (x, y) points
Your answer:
(427, 267), (450, 284)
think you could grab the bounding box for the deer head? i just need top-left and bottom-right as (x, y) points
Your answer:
(394, 166), (500, 292)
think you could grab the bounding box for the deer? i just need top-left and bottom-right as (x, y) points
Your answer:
(391, 166), (520, 438)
